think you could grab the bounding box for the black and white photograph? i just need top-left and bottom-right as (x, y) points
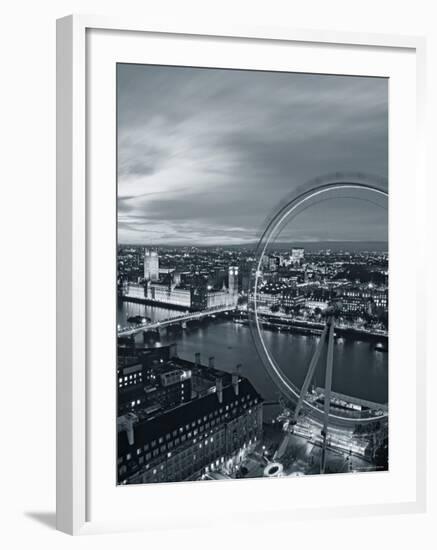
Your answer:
(116, 64), (389, 485)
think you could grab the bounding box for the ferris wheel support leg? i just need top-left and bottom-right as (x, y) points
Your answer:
(321, 320), (335, 474)
(274, 432), (292, 461)
(292, 324), (328, 424)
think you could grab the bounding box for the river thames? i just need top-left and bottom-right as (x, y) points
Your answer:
(118, 300), (388, 407)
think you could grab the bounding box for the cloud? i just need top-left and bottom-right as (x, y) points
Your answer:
(117, 64), (388, 245)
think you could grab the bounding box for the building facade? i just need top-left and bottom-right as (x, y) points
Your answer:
(117, 347), (192, 415)
(206, 289), (234, 308)
(124, 282), (147, 301)
(144, 248), (159, 281)
(336, 284), (388, 316)
(147, 282), (192, 308)
(291, 248), (305, 266)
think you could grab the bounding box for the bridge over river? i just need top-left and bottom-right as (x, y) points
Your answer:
(118, 305), (236, 337)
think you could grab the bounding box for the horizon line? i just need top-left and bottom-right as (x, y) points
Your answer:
(118, 239), (389, 247)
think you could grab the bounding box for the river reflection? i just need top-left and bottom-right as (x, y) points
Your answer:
(118, 300), (388, 405)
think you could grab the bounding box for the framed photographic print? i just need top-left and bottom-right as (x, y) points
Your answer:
(56, 15), (427, 535)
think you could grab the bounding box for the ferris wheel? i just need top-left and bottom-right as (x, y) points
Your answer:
(248, 173), (388, 473)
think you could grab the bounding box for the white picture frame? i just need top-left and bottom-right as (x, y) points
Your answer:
(56, 14), (427, 535)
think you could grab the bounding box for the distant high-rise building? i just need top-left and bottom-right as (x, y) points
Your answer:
(228, 266), (239, 296)
(291, 248), (305, 266)
(144, 249), (159, 281)
(269, 256), (280, 272)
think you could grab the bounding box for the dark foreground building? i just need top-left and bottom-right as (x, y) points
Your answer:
(117, 347), (263, 484)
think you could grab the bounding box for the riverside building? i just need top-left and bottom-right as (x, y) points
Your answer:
(117, 353), (263, 484)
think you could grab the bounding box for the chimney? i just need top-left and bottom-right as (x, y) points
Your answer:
(216, 377), (223, 403)
(208, 356), (215, 369)
(127, 424), (134, 445)
(232, 364), (242, 396)
(195, 352), (201, 367)
(118, 413), (138, 446)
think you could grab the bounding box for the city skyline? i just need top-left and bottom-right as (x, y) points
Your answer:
(117, 65), (388, 245)
(117, 242), (389, 484)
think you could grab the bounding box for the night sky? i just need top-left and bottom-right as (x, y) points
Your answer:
(117, 64), (388, 245)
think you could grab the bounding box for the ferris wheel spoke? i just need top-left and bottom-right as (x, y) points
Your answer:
(321, 319), (335, 473)
(292, 323), (329, 424)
